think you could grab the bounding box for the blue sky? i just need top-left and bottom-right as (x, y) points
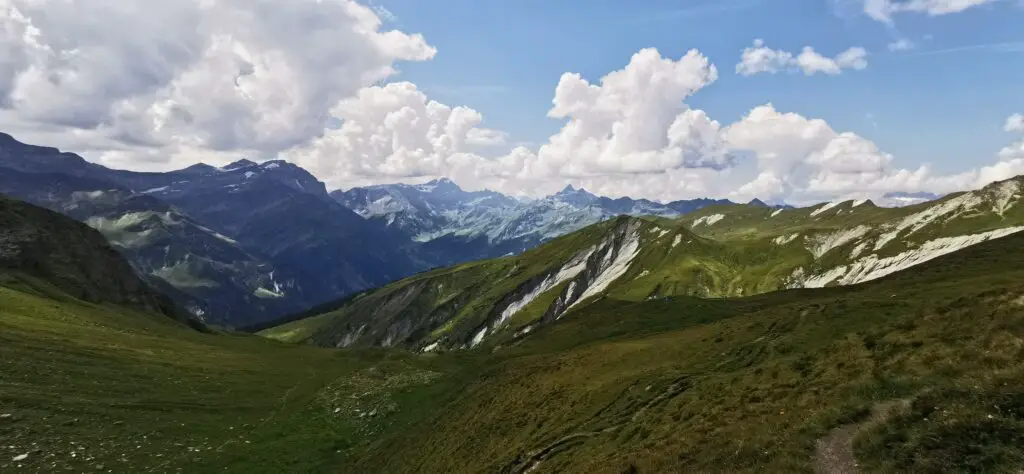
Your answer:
(385, 0), (1023, 174)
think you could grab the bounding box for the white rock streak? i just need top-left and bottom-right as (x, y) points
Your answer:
(805, 226), (871, 258)
(495, 247), (595, 327)
(810, 201), (842, 217)
(773, 233), (800, 245)
(570, 225), (642, 309)
(470, 245), (596, 347)
(991, 180), (1020, 217)
(799, 227), (1024, 288)
(874, 193), (983, 250)
(691, 214), (725, 227)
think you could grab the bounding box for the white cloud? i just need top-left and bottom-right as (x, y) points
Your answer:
(865, 0), (1000, 23)
(289, 48), (735, 199)
(735, 39), (793, 75)
(721, 104), (917, 201)
(466, 128), (509, 147)
(0, 0), (434, 167)
(737, 40), (868, 76)
(533, 48), (727, 176)
(1005, 113), (1024, 133)
(285, 81), (513, 184)
(887, 39), (915, 51)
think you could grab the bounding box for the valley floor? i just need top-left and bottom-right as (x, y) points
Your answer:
(5, 233), (1024, 472)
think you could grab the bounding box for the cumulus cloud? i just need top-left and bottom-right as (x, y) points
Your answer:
(737, 40), (868, 76)
(532, 48), (728, 176)
(1006, 114), (1024, 133)
(0, 0), (434, 167)
(284, 81), (511, 184)
(722, 104), (920, 201)
(290, 48), (735, 198)
(864, 0), (1000, 23)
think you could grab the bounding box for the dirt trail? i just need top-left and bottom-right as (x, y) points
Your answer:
(814, 400), (909, 474)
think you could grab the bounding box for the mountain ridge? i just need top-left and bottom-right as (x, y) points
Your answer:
(264, 175), (1024, 350)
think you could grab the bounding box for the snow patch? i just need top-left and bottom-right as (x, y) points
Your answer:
(671, 234), (683, 248)
(805, 226), (871, 259)
(194, 223), (239, 244)
(142, 186), (169, 194)
(691, 214), (725, 227)
(853, 199), (869, 207)
(72, 190), (105, 200)
(254, 287), (285, 299)
(422, 342), (440, 352)
(244, 171), (257, 179)
(635, 270), (650, 280)
(263, 162), (281, 170)
(770, 209), (783, 218)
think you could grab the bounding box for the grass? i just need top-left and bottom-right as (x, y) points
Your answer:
(0, 279), (481, 473)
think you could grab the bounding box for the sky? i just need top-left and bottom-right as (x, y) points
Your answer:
(1, 0), (1022, 205)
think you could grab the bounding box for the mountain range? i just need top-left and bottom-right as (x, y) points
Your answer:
(0, 133), (737, 326)
(333, 179), (736, 265)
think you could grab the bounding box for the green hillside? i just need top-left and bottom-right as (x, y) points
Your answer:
(337, 230), (1024, 473)
(265, 177), (1024, 351)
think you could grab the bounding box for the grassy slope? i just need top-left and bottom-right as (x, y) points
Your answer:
(338, 232), (1024, 473)
(0, 278), (483, 473)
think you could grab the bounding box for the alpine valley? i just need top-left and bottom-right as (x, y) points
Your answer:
(6, 174), (1024, 473)
(0, 133), (733, 327)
